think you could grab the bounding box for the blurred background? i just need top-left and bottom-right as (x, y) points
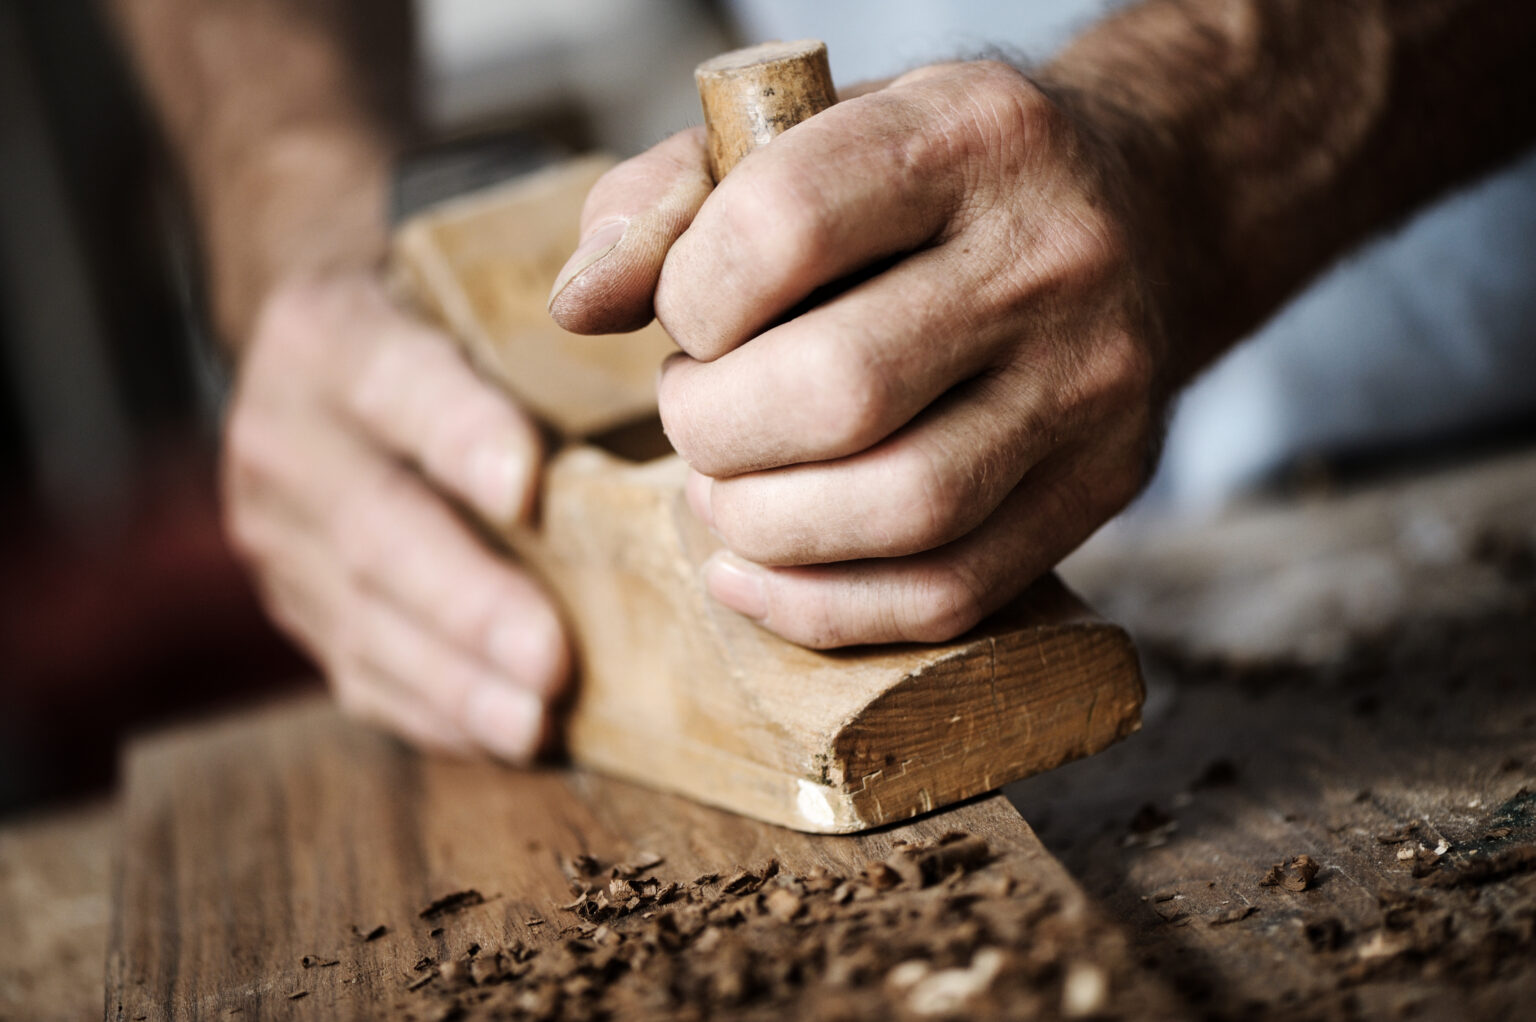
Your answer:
(3, 0), (1533, 822)
(1, 0), (287, 817)
(0, 0), (733, 818)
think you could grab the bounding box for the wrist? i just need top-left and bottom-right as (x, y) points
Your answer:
(1030, 75), (1208, 403)
(204, 123), (394, 354)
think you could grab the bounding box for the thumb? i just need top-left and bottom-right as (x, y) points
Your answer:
(548, 127), (713, 335)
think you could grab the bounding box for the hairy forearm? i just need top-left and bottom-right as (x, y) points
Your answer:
(1040, 0), (1536, 389)
(108, 0), (414, 349)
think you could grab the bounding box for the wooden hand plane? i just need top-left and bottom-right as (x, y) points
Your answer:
(390, 41), (1143, 832)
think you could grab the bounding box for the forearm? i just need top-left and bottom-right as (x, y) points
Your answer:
(1039, 0), (1536, 389)
(108, 0), (414, 349)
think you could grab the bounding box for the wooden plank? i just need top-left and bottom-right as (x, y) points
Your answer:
(106, 696), (1180, 1020)
(0, 801), (114, 1022)
(1013, 446), (1536, 1020)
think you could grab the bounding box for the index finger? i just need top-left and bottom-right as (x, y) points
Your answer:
(547, 127), (714, 336)
(654, 78), (978, 362)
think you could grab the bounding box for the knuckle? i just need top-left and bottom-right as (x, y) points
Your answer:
(1049, 210), (1134, 293)
(249, 282), (329, 370)
(219, 431), (286, 558)
(331, 470), (405, 580)
(651, 282), (693, 354)
(841, 446), (974, 560)
(894, 442), (977, 553)
(434, 574), (506, 656)
(728, 174), (835, 279)
(221, 441), (288, 515)
(656, 365), (704, 466)
(711, 492), (795, 566)
(803, 344), (895, 454)
(901, 562), (989, 643)
(424, 386), (519, 471)
(1083, 327), (1156, 411)
(994, 194), (1129, 309)
(347, 330), (437, 423)
(655, 179), (831, 350)
(696, 474), (778, 565)
(947, 60), (1058, 166)
(1038, 324), (1155, 432)
(979, 60), (1059, 142)
(768, 202), (835, 284)
(657, 360), (738, 475)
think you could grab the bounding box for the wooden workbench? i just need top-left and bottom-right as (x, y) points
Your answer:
(3, 446), (1534, 1021)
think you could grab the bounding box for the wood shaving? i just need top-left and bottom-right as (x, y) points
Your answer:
(1207, 904), (1257, 926)
(1259, 854), (1320, 892)
(395, 832), (1147, 1021)
(419, 890), (486, 920)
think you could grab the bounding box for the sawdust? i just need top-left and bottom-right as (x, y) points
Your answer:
(1020, 529), (1536, 1021)
(395, 832), (1150, 1021)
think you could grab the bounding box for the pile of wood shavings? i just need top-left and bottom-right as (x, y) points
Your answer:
(399, 831), (1140, 1021)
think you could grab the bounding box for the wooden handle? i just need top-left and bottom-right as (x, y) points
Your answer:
(695, 39), (835, 181)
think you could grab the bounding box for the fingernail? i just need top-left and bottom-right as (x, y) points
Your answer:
(704, 551), (768, 621)
(466, 442), (531, 524)
(548, 218), (628, 308)
(463, 682), (544, 763)
(488, 609), (567, 696)
(685, 472), (715, 529)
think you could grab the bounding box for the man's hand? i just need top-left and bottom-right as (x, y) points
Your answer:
(114, 0), (583, 756)
(552, 61), (1166, 648)
(224, 273), (569, 758)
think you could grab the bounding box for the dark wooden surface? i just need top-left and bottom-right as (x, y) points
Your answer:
(103, 697), (1175, 1020)
(1011, 617), (1536, 1019)
(0, 801), (113, 1022)
(3, 448), (1532, 1021)
(1014, 445), (1536, 1019)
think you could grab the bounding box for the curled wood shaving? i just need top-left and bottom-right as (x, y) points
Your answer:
(1260, 854), (1320, 892)
(418, 890), (485, 920)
